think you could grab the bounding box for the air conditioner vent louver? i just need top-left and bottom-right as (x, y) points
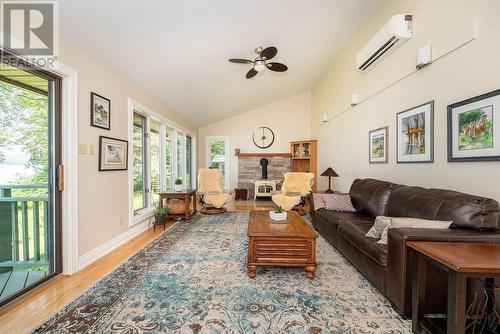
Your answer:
(356, 14), (412, 72)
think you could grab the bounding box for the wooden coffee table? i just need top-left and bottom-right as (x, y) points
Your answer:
(247, 210), (317, 279)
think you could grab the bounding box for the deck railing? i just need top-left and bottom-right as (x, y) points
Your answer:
(0, 185), (49, 269)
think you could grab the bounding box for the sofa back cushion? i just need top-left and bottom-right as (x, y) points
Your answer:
(349, 179), (393, 217)
(387, 185), (500, 230)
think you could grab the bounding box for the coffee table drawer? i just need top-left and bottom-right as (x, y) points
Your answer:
(249, 237), (315, 264)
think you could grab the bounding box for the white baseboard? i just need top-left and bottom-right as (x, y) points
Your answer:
(78, 220), (150, 270)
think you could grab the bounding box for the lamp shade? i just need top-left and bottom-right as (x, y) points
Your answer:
(321, 167), (339, 177)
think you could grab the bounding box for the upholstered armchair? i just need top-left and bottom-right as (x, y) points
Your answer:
(197, 168), (233, 214)
(272, 172), (314, 215)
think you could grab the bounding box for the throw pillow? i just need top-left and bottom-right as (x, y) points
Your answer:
(313, 193), (326, 210)
(323, 194), (356, 212)
(365, 216), (392, 238)
(377, 217), (453, 245)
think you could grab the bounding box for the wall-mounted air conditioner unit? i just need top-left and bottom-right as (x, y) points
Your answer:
(356, 14), (413, 72)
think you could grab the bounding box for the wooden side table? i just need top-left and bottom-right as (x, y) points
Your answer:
(158, 189), (197, 221)
(408, 242), (500, 334)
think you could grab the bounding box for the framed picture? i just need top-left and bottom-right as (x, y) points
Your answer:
(369, 126), (388, 163)
(448, 89), (500, 162)
(90, 92), (111, 130)
(98, 136), (128, 171)
(397, 101), (434, 163)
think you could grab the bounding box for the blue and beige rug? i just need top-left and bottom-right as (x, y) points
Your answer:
(34, 212), (411, 333)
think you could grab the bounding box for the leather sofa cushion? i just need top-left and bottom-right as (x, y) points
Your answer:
(312, 209), (372, 230)
(349, 179), (392, 217)
(337, 218), (388, 266)
(387, 185), (500, 230)
(311, 209), (373, 247)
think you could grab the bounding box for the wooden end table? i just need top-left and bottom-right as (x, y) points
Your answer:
(158, 189), (197, 221)
(247, 210), (317, 279)
(408, 241), (500, 334)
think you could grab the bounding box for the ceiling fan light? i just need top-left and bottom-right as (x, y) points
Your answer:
(254, 60), (266, 72)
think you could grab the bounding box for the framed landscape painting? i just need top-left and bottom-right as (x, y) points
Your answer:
(369, 126), (388, 163)
(91, 92), (111, 130)
(397, 101), (434, 163)
(98, 136), (128, 171)
(448, 89), (500, 162)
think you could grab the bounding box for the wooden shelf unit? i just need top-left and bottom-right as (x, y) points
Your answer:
(290, 140), (318, 191)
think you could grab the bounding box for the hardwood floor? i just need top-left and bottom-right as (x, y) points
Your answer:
(0, 200), (271, 334)
(229, 199), (275, 211)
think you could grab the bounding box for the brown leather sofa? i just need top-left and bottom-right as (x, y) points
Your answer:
(311, 178), (500, 316)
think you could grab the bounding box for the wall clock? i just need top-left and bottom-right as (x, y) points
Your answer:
(252, 126), (275, 149)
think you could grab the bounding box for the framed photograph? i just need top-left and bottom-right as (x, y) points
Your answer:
(448, 89), (500, 162)
(397, 101), (434, 163)
(90, 92), (111, 130)
(98, 136), (128, 171)
(369, 126), (388, 163)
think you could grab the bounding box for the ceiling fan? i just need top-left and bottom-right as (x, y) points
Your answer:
(229, 46), (288, 79)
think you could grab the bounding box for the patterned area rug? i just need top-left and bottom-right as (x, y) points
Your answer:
(34, 212), (411, 333)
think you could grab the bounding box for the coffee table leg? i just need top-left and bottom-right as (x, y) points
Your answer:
(248, 265), (257, 278)
(305, 266), (316, 279)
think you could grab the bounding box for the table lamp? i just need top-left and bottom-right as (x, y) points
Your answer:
(320, 167), (339, 193)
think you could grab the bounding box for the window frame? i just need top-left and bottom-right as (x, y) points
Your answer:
(128, 99), (196, 226)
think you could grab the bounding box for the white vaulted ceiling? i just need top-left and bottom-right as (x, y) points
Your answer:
(60, 0), (379, 126)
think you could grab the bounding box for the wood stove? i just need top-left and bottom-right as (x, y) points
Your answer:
(251, 179), (281, 201)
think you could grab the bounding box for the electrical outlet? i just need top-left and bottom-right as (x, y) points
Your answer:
(119, 216), (124, 225)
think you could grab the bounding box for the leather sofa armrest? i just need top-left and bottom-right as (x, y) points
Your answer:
(385, 228), (500, 315)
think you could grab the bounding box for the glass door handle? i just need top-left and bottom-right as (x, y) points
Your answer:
(57, 165), (64, 191)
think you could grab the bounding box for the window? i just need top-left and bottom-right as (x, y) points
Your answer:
(133, 113), (147, 212)
(150, 120), (161, 200)
(165, 126), (174, 191)
(206, 136), (230, 189)
(129, 100), (196, 221)
(186, 136), (192, 188)
(176, 132), (184, 184)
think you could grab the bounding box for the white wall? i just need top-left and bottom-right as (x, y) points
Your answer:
(58, 34), (197, 256)
(198, 92), (311, 189)
(311, 0), (500, 202)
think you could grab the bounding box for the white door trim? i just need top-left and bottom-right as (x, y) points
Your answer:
(52, 61), (79, 275)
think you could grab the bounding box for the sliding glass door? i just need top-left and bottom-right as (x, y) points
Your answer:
(0, 57), (61, 306)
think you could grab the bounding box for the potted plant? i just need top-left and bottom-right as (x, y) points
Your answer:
(270, 206), (287, 221)
(174, 178), (183, 191)
(151, 199), (169, 230)
(154, 205), (168, 225)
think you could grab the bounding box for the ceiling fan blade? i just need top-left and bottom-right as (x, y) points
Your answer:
(267, 62), (288, 72)
(260, 46), (277, 60)
(229, 58), (253, 64)
(246, 68), (258, 79)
